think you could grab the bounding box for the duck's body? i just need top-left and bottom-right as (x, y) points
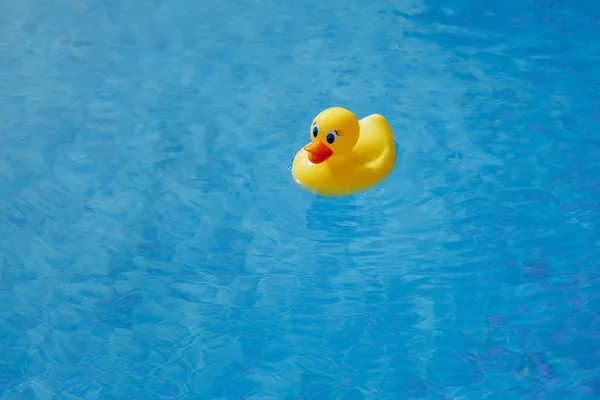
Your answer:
(292, 108), (396, 197)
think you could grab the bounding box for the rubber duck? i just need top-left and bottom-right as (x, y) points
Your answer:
(291, 107), (396, 197)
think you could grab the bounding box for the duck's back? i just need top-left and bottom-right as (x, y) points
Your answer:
(355, 114), (396, 172)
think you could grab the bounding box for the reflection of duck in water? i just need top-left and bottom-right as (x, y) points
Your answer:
(304, 196), (362, 277)
(305, 194), (387, 248)
(292, 107), (396, 197)
(305, 196), (362, 233)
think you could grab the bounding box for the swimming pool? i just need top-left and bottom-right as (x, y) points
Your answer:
(1, 0), (600, 398)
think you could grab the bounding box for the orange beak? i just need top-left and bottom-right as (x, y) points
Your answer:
(304, 140), (333, 164)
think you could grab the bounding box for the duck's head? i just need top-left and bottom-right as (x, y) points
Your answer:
(303, 107), (360, 164)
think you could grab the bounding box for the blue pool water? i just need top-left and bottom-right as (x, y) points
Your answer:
(2, 0), (600, 398)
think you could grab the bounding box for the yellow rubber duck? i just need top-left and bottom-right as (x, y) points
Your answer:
(291, 107), (396, 197)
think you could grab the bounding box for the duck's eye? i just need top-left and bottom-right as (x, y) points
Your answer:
(312, 125), (319, 137)
(326, 132), (336, 144)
